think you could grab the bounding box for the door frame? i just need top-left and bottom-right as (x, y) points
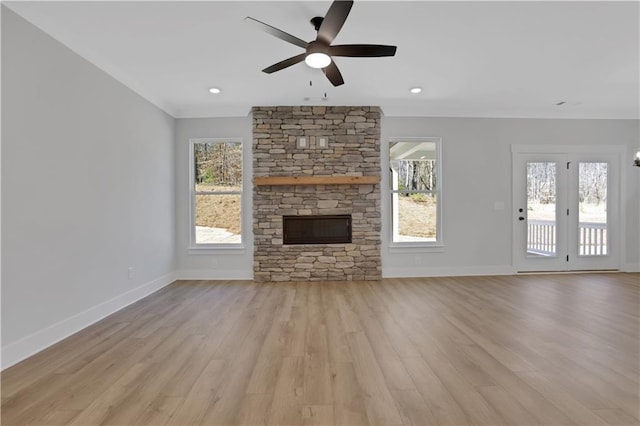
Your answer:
(511, 144), (625, 272)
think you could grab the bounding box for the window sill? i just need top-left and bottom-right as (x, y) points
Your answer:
(388, 244), (445, 253)
(188, 245), (246, 255)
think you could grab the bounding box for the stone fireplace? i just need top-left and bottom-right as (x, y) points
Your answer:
(252, 106), (381, 282)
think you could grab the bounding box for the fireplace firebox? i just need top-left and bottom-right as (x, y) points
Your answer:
(283, 215), (352, 245)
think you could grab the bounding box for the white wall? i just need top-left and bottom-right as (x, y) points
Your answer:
(381, 116), (640, 276)
(1, 8), (176, 368)
(175, 117), (253, 279)
(175, 114), (639, 279)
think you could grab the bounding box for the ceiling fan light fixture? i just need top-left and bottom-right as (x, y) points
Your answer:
(247, 0), (396, 86)
(305, 52), (331, 69)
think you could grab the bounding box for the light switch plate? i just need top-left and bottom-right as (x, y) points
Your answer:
(297, 137), (307, 149)
(318, 137), (328, 148)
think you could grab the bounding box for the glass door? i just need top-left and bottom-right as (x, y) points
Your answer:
(513, 151), (619, 272)
(568, 155), (618, 270)
(513, 153), (569, 272)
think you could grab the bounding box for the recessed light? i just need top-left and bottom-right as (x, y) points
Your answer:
(410, 87), (422, 94)
(209, 87), (221, 94)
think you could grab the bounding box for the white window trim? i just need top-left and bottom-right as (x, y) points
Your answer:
(188, 137), (244, 251)
(388, 136), (443, 249)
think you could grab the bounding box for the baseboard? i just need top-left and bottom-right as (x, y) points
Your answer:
(622, 262), (640, 272)
(174, 269), (253, 280)
(1, 272), (176, 371)
(382, 265), (516, 278)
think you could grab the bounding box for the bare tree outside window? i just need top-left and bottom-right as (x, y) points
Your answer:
(191, 140), (243, 245)
(526, 162), (557, 222)
(390, 139), (441, 243)
(578, 162), (607, 255)
(525, 161), (608, 257)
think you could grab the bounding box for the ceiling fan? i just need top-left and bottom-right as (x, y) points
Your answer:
(245, 0), (397, 87)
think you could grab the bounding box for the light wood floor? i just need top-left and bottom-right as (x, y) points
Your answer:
(2, 273), (639, 425)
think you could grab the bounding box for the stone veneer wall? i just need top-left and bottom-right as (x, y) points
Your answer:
(252, 106), (381, 282)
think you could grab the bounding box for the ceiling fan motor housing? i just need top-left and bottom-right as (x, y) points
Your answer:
(306, 40), (330, 55)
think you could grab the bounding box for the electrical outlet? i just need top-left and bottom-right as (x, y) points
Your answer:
(128, 267), (135, 280)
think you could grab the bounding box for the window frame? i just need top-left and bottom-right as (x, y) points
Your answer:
(388, 136), (443, 249)
(188, 137), (244, 251)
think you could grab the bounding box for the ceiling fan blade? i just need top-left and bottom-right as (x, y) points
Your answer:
(262, 53), (306, 74)
(245, 17), (308, 49)
(330, 44), (397, 57)
(323, 61), (344, 86)
(317, 0), (354, 45)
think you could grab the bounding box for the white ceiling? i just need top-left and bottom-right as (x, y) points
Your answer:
(5, 1), (639, 119)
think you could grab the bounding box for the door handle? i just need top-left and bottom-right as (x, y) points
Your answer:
(518, 217), (525, 221)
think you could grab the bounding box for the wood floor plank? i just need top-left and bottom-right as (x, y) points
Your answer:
(321, 283), (352, 364)
(594, 407), (640, 425)
(266, 356), (306, 426)
(1, 372), (76, 424)
(210, 286), (269, 360)
(303, 323), (333, 405)
(233, 393), (273, 426)
(97, 334), (207, 425)
(345, 331), (404, 425)
(330, 362), (370, 426)
(133, 395), (183, 426)
(336, 292), (362, 334)
(1, 273), (636, 426)
(400, 355), (469, 425)
(67, 362), (148, 425)
(476, 385), (538, 426)
(418, 346), (505, 425)
(1, 320), (131, 400)
(346, 283), (416, 392)
(27, 409), (81, 426)
(201, 286), (282, 425)
(166, 358), (227, 425)
(517, 371), (610, 425)
(460, 343), (577, 425)
(302, 284), (333, 408)
(246, 319), (293, 395)
(288, 283), (309, 357)
(302, 404), (335, 425)
(391, 389), (439, 426)
(4, 326), (171, 424)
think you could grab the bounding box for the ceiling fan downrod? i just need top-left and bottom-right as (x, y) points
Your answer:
(310, 16), (324, 31)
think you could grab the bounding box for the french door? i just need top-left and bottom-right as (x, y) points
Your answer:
(513, 150), (619, 272)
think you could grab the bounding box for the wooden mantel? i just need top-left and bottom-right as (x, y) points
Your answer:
(253, 175), (380, 186)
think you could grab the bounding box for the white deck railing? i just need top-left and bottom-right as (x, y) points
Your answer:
(527, 220), (607, 256)
(527, 220), (557, 255)
(578, 221), (608, 256)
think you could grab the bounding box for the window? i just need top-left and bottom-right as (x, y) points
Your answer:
(389, 137), (442, 245)
(190, 138), (243, 247)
